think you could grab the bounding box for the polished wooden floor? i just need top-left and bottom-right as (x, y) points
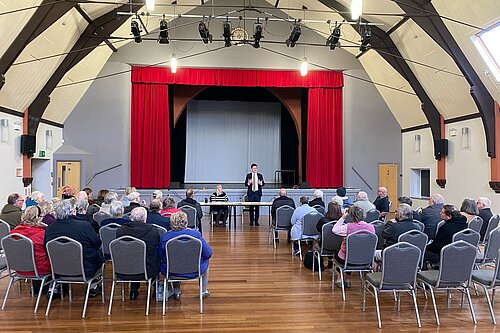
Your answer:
(0, 216), (498, 332)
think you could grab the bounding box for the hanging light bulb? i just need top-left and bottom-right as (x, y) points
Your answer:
(351, 0), (362, 20)
(171, 53), (177, 74)
(146, 0), (155, 11)
(300, 57), (308, 76)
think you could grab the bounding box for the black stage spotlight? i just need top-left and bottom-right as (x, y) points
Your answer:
(253, 23), (263, 48)
(158, 19), (169, 44)
(223, 21), (232, 47)
(131, 20), (142, 43)
(198, 21), (212, 44)
(359, 26), (371, 52)
(285, 24), (301, 47)
(326, 25), (341, 50)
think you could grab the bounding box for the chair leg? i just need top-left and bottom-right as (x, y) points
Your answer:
(34, 276), (47, 314)
(340, 269), (346, 302)
(446, 289), (451, 308)
(429, 286), (440, 326)
(397, 292), (401, 312)
(199, 278), (203, 314)
(82, 282), (91, 318)
(108, 281), (116, 316)
(317, 253), (322, 281)
(362, 280), (366, 312)
(69, 284), (72, 303)
(162, 279), (167, 316)
(121, 283), (124, 302)
(482, 285), (496, 324)
(373, 286), (382, 328)
(146, 280), (152, 316)
(411, 289), (421, 328)
(465, 287), (477, 325)
(1, 277), (14, 310)
(45, 281), (57, 317)
(298, 241), (303, 261)
(493, 288), (496, 307)
(101, 277), (105, 304)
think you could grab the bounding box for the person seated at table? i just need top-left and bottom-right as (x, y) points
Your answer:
(210, 184), (229, 226)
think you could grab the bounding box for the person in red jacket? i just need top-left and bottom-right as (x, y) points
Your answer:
(10, 206), (50, 276)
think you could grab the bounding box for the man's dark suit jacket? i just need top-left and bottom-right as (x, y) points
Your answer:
(245, 173), (264, 198)
(146, 210), (171, 231)
(421, 203), (444, 239)
(479, 208), (494, 240)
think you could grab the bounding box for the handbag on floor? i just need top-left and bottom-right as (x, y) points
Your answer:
(303, 251), (324, 271)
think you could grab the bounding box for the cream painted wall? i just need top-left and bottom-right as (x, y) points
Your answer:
(402, 118), (498, 213)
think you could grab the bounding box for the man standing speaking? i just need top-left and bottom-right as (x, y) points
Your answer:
(244, 163), (265, 226)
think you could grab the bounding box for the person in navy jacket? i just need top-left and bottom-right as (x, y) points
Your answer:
(244, 163), (265, 226)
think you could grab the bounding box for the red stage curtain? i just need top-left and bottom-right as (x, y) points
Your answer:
(306, 88), (343, 188)
(131, 67), (343, 88)
(130, 83), (170, 188)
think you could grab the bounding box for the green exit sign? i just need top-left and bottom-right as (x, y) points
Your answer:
(38, 150), (45, 157)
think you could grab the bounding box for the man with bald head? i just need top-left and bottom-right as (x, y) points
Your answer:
(177, 188), (203, 233)
(373, 187), (390, 219)
(352, 191), (376, 213)
(271, 188), (296, 221)
(421, 194), (445, 240)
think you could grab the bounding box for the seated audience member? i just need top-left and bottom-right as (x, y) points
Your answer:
(331, 196), (345, 208)
(38, 200), (56, 226)
(99, 192), (118, 215)
(101, 201), (129, 227)
(373, 187), (390, 219)
(83, 187), (94, 205)
(0, 193), (24, 229)
(160, 197), (179, 218)
(420, 194), (445, 240)
(10, 206), (50, 276)
(352, 191), (376, 214)
(159, 211), (212, 299)
(332, 187), (351, 209)
(26, 191), (45, 207)
(332, 206), (375, 288)
(77, 190), (98, 217)
(398, 196), (421, 221)
(460, 198), (479, 223)
(177, 189), (203, 231)
(477, 197), (493, 241)
(116, 207), (160, 300)
(309, 189), (325, 209)
(124, 192), (142, 215)
(147, 199), (171, 230)
(121, 186), (137, 207)
(381, 204), (421, 248)
(152, 190), (163, 201)
(271, 188), (296, 222)
(74, 199), (99, 234)
(94, 189), (109, 206)
(210, 184), (229, 226)
(423, 204), (467, 268)
(290, 196), (317, 255)
(61, 185), (76, 199)
(316, 201), (343, 233)
(44, 199), (104, 295)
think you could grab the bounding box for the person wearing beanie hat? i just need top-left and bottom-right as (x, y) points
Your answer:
(124, 192), (142, 214)
(333, 187), (351, 209)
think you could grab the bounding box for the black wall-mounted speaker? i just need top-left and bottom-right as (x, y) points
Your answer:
(434, 139), (448, 160)
(299, 181), (310, 189)
(20, 134), (36, 155)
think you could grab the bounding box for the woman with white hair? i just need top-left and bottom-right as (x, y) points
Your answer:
(309, 189), (325, 209)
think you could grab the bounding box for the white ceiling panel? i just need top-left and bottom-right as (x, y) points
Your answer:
(359, 49), (427, 129)
(0, 8), (88, 111)
(334, 0), (405, 31)
(433, 0), (500, 102)
(0, 0), (42, 58)
(79, 0), (128, 20)
(391, 20), (479, 119)
(44, 44), (114, 123)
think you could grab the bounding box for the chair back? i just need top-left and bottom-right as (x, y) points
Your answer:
(490, 249), (500, 288)
(435, 220), (445, 238)
(414, 220), (425, 232)
(0, 219), (10, 249)
(312, 205), (325, 215)
(109, 236), (148, 279)
(302, 211), (322, 238)
(365, 209), (380, 223)
(484, 215), (500, 243)
(275, 205), (294, 229)
(468, 216), (483, 234)
(179, 205), (198, 229)
(153, 224), (168, 237)
(99, 223), (121, 259)
(46, 236), (86, 281)
(482, 226), (500, 263)
(437, 240), (476, 288)
(379, 242), (420, 290)
(165, 235), (202, 278)
(370, 220), (385, 250)
(93, 211), (111, 226)
(344, 230), (377, 269)
(1, 233), (39, 277)
(398, 229), (428, 269)
(320, 221), (342, 253)
(452, 229), (480, 247)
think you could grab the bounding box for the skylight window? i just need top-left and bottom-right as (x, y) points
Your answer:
(472, 23), (500, 83)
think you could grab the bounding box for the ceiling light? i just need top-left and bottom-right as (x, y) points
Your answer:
(300, 57), (308, 76)
(286, 24), (301, 48)
(326, 26), (341, 50)
(223, 21), (232, 47)
(158, 19), (169, 44)
(351, 0), (362, 21)
(146, 0), (155, 11)
(171, 53), (177, 74)
(359, 25), (371, 52)
(198, 21), (212, 44)
(253, 23), (263, 48)
(131, 20), (142, 43)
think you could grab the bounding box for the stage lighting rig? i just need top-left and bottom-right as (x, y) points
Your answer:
(131, 20), (142, 43)
(286, 23), (301, 47)
(326, 25), (341, 50)
(223, 21), (232, 47)
(253, 23), (263, 48)
(198, 21), (213, 44)
(158, 19), (170, 44)
(359, 25), (371, 52)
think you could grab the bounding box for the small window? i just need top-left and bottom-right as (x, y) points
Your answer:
(472, 23), (500, 83)
(410, 168), (430, 199)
